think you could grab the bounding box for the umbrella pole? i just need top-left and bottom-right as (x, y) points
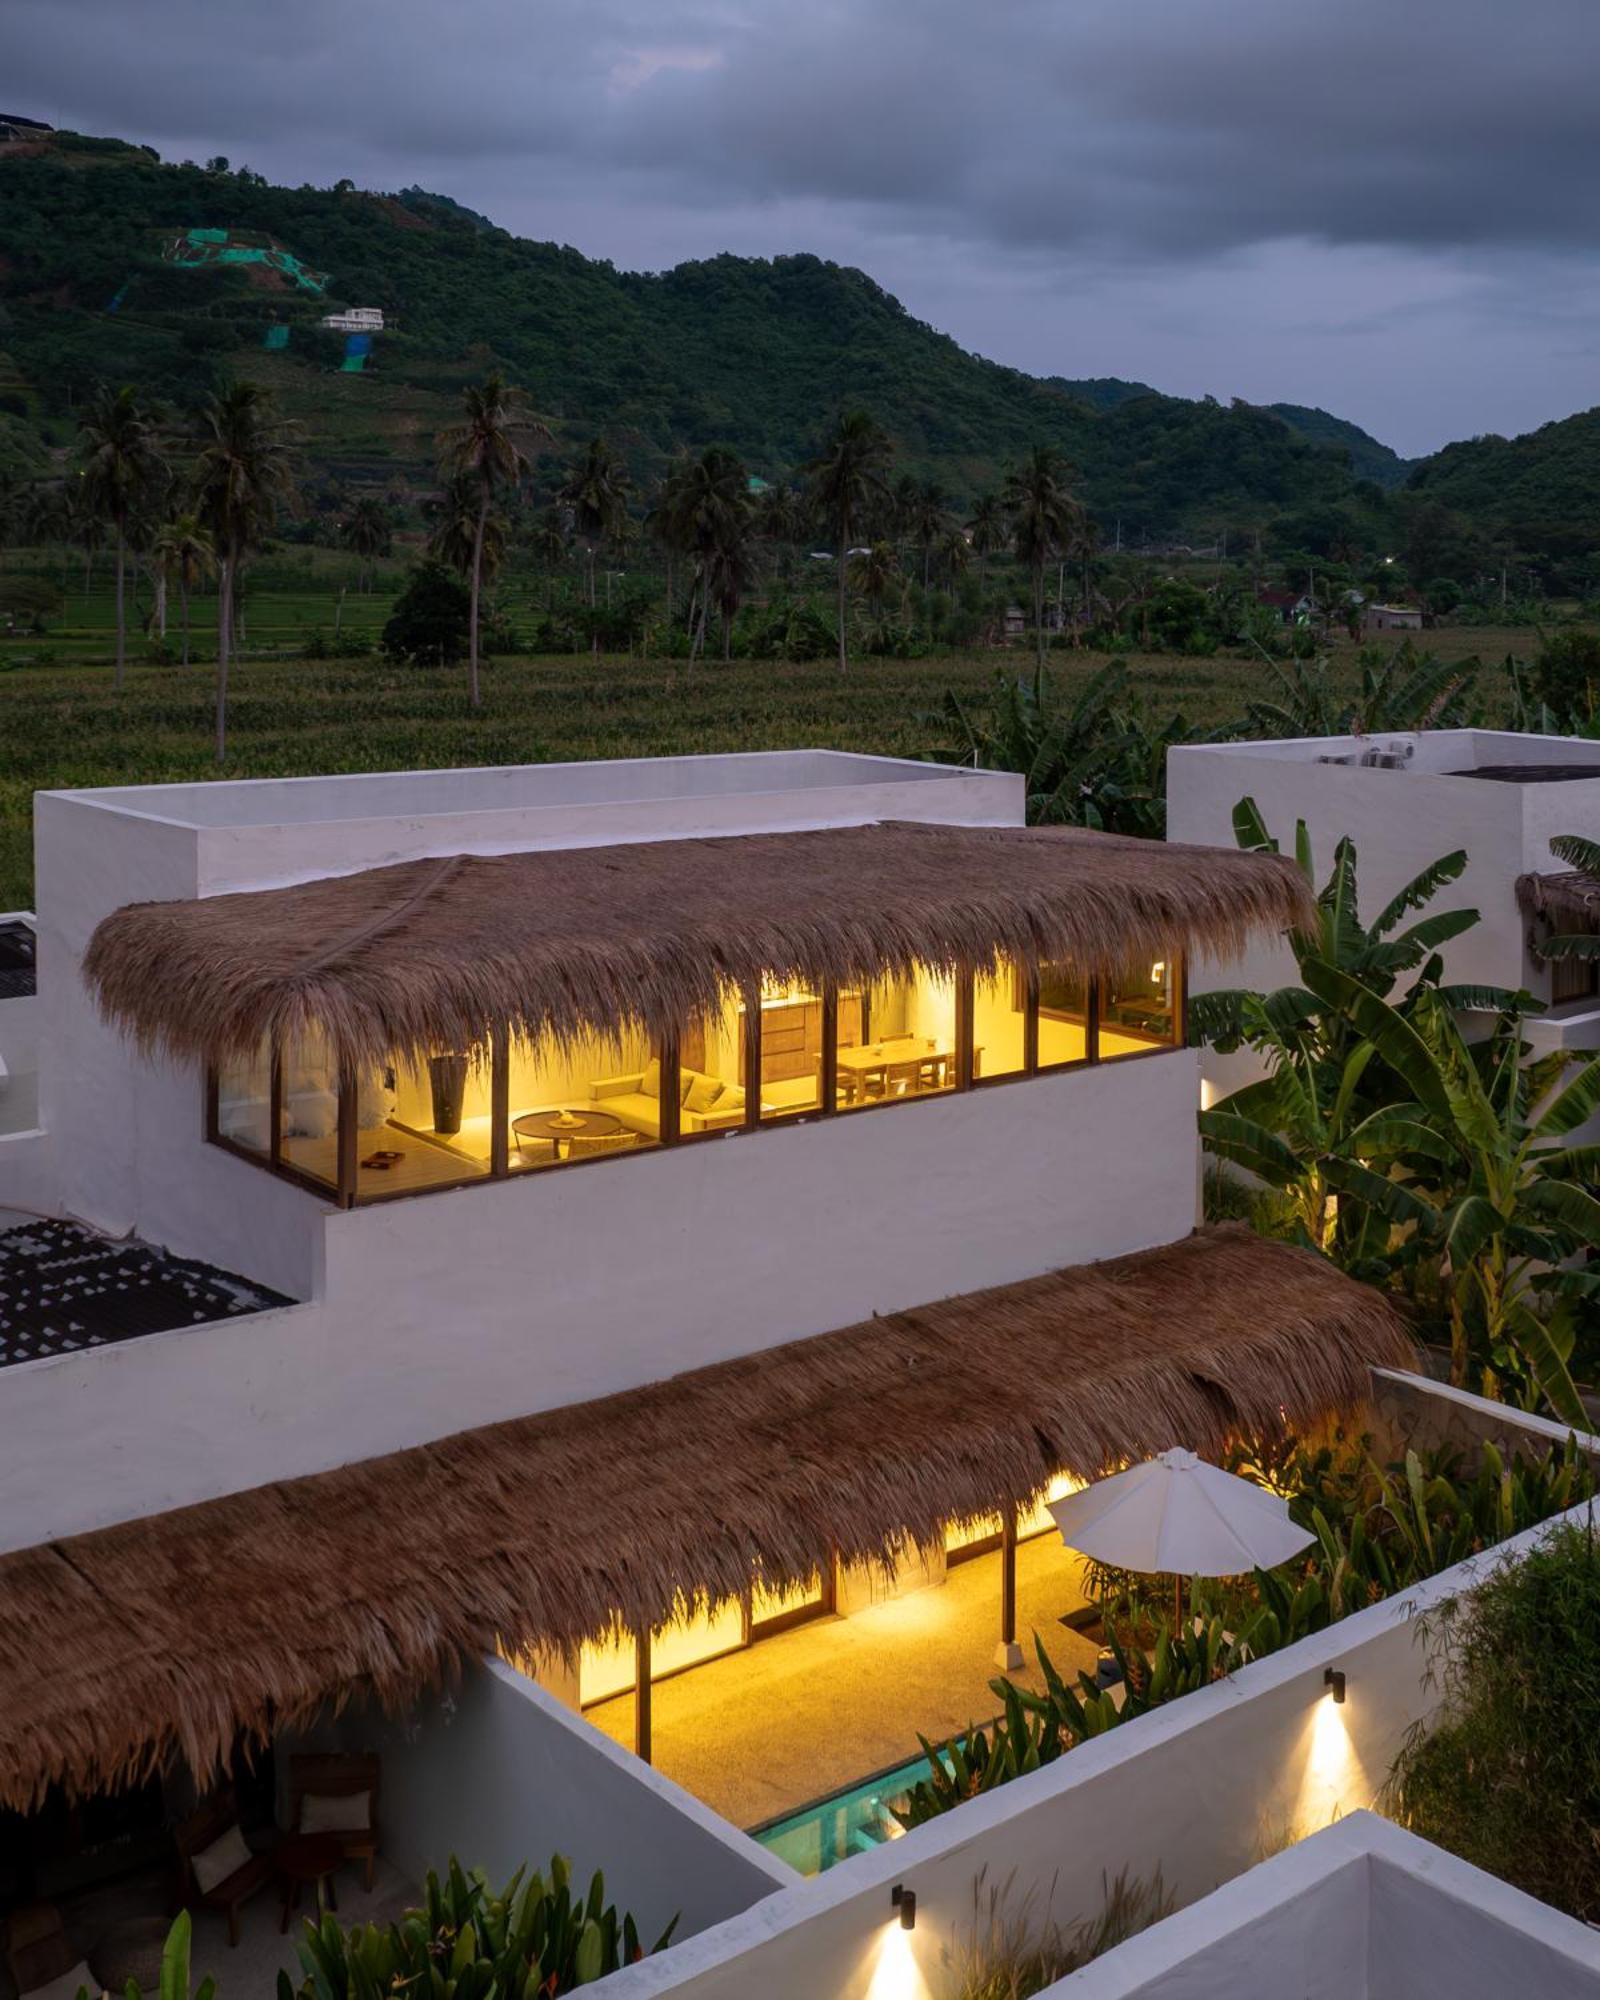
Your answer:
(1174, 1574), (1183, 1638)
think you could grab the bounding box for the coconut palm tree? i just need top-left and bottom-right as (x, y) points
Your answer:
(803, 409), (893, 672)
(1003, 447), (1088, 671)
(428, 474), (509, 590)
(850, 540), (900, 623)
(529, 504), (570, 610)
(965, 491), (1008, 594)
(339, 496), (393, 591)
(437, 372), (546, 706)
(910, 480), (953, 591)
(653, 447), (753, 661)
(192, 381), (299, 761)
(78, 385), (168, 690)
(151, 513), (215, 667)
(558, 437), (632, 637)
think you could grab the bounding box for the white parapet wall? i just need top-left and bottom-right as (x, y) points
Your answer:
(299, 1658), (794, 1948)
(1053, 1812), (1600, 1999)
(586, 1383), (1600, 2000)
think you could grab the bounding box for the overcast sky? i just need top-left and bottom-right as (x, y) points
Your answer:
(9, 0), (1600, 458)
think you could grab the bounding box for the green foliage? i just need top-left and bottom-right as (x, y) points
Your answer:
(75, 1859), (673, 2000)
(1528, 628), (1600, 727)
(934, 662), (1194, 835)
(287, 1855), (675, 1999)
(382, 560), (473, 665)
(1386, 1521), (1600, 1920)
(0, 145), (1393, 528)
(900, 1436), (1591, 1829)
(1238, 640), (1477, 737)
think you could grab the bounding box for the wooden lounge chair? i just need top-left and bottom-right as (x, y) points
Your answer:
(175, 1790), (276, 1948)
(287, 1753), (380, 1893)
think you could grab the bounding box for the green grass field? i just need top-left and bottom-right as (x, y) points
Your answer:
(0, 559), (1545, 910)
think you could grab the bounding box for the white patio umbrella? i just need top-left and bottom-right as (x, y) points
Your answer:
(1047, 1447), (1315, 1627)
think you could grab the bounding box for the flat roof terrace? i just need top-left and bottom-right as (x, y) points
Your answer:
(42, 749), (986, 833)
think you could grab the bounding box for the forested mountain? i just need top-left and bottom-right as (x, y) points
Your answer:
(1407, 409), (1600, 559)
(0, 128), (1380, 535)
(0, 124), (1588, 564)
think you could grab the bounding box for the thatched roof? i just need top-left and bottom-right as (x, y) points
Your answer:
(0, 1227), (1409, 1812)
(1517, 869), (1600, 932)
(83, 821), (1314, 1070)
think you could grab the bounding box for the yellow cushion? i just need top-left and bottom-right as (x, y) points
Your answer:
(684, 1073), (724, 1115)
(638, 1057), (662, 1099)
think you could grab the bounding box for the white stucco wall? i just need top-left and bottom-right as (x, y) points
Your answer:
(23, 752), (1021, 1293)
(0, 1050), (1199, 1548)
(588, 1389), (1599, 2000)
(1167, 730), (1600, 1099)
(308, 1659), (793, 1948)
(1053, 1814), (1600, 1999)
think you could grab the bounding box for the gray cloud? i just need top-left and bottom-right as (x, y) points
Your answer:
(6, 0), (1600, 453)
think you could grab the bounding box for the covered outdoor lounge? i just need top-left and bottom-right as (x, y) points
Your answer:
(0, 1228), (1411, 1885)
(81, 820), (1313, 1206)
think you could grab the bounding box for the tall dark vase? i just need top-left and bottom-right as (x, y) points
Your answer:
(428, 1053), (469, 1135)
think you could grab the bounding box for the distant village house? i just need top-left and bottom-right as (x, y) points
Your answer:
(320, 306), (385, 333)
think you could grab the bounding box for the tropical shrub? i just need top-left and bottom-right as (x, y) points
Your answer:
(932, 661), (1196, 835)
(80, 1857), (675, 2000)
(1386, 1520), (1600, 1920)
(381, 560), (473, 666)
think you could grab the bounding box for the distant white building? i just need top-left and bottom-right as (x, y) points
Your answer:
(320, 306), (384, 333)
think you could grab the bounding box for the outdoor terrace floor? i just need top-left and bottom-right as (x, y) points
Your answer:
(587, 1531), (1101, 1830)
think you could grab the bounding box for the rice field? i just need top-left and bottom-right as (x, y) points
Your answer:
(0, 556), (1543, 910)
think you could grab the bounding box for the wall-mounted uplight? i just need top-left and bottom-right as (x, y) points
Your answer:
(891, 1883), (917, 1930)
(1324, 1667), (1347, 1704)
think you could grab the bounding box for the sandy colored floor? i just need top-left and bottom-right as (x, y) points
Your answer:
(586, 1533), (1101, 1830)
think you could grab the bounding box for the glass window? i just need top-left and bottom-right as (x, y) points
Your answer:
(750, 1570), (830, 1634)
(835, 968), (958, 1109)
(678, 989), (749, 1140)
(362, 1043), (492, 1197)
(277, 1029), (344, 1190)
(1036, 961), (1090, 1069)
(754, 978), (826, 1121)
(1102, 955), (1177, 1058)
(214, 1036), (272, 1157)
(505, 1026), (661, 1172)
(973, 960), (1028, 1083)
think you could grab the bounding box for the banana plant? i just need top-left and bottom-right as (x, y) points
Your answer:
(1303, 961), (1600, 1421)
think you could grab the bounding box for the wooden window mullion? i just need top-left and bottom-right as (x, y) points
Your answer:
(269, 1048), (284, 1169)
(821, 978), (839, 1114)
(1023, 966), (1040, 1076)
(955, 972), (975, 1090)
(490, 1025), (509, 1177)
(660, 1032), (681, 1146)
(336, 1072), (358, 1207)
(742, 982), (761, 1131)
(1087, 975), (1101, 1063)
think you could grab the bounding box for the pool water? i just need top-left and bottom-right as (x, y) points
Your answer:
(752, 1751), (942, 1875)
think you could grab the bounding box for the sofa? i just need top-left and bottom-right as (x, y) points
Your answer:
(592, 1056), (748, 1138)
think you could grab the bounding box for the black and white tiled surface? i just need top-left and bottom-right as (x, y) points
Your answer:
(0, 1219), (289, 1369)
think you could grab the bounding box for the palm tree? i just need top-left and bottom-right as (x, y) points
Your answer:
(654, 447), (753, 661)
(850, 540), (900, 623)
(1004, 447), (1089, 671)
(437, 372), (546, 706)
(78, 385), (168, 690)
(151, 513), (215, 667)
(910, 480), (952, 591)
(558, 437), (632, 637)
(339, 497), (392, 591)
(428, 474), (508, 588)
(803, 409), (893, 671)
(192, 381), (299, 762)
(940, 527), (971, 589)
(966, 492), (1007, 593)
(529, 504), (570, 610)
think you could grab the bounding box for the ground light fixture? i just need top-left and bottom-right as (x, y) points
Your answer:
(891, 1883), (917, 1930)
(1325, 1667), (1347, 1704)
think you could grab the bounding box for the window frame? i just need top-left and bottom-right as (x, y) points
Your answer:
(203, 954), (1187, 1204)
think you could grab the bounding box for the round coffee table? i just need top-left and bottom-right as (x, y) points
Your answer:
(512, 1108), (625, 1161)
(276, 1831), (344, 1931)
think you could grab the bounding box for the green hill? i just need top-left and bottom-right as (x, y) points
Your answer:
(0, 128), (1385, 534)
(1406, 409), (1600, 556)
(1267, 405), (1413, 490)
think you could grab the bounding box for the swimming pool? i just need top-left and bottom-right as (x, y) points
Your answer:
(751, 1749), (944, 1875)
